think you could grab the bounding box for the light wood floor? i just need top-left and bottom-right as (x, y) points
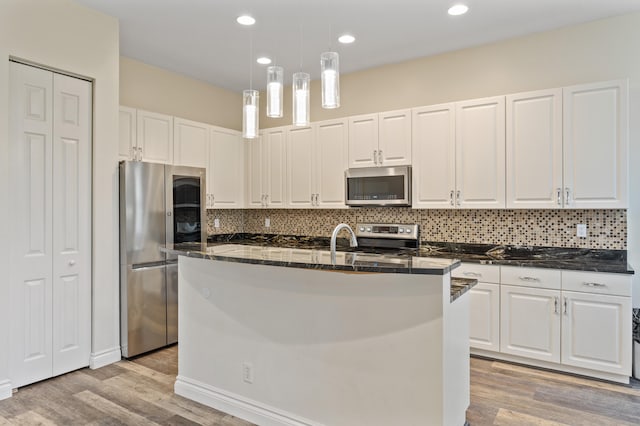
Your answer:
(1, 347), (639, 425)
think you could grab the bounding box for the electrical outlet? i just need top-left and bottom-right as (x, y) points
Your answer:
(242, 362), (254, 384)
(577, 224), (587, 238)
(265, 217), (270, 228)
(214, 218), (220, 228)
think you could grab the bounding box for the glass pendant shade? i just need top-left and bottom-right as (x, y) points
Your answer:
(266, 65), (284, 118)
(242, 89), (259, 139)
(321, 51), (340, 109)
(292, 72), (310, 126)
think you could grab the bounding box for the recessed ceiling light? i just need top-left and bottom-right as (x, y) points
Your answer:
(256, 57), (272, 65)
(338, 34), (355, 44)
(448, 4), (469, 16)
(236, 15), (256, 26)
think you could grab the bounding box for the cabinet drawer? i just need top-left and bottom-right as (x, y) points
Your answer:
(452, 263), (500, 283)
(501, 266), (561, 290)
(562, 270), (631, 297)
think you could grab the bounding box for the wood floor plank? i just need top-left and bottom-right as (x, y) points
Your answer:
(493, 408), (571, 426)
(73, 390), (161, 426)
(9, 410), (57, 426)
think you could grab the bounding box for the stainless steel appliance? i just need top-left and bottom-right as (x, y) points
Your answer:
(345, 166), (411, 207)
(355, 223), (420, 250)
(119, 161), (206, 358)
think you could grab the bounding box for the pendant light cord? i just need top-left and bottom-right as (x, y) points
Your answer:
(299, 24), (303, 71)
(249, 30), (253, 91)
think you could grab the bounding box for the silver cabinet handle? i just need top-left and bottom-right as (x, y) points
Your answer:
(373, 150), (378, 165)
(519, 276), (541, 282)
(456, 190), (461, 206)
(68, 260), (76, 266)
(211, 194), (215, 206)
(563, 297), (568, 315)
(261, 194), (265, 207)
(463, 271), (481, 278)
(315, 194), (319, 206)
(556, 188), (562, 206)
(378, 150), (383, 165)
(582, 282), (607, 288)
(554, 296), (559, 314)
(565, 187), (571, 206)
(450, 190), (454, 206)
(138, 147), (143, 161)
(265, 194), (269, 207)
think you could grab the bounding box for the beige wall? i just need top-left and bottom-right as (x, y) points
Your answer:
(120, 56), (242, 130)
(0, 0), (120, 396)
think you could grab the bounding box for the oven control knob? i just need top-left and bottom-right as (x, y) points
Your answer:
(359, 226), (365, 232)
(398, 227), (404, 233)
(366, 227), (371, 232)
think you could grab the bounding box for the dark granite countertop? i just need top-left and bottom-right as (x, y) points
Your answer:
(207, 234), (634, 275)
(162, 242), (461, 276)
(451, 278), (477, 302)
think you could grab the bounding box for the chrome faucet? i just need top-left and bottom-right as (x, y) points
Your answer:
(330, 223), (358, 264)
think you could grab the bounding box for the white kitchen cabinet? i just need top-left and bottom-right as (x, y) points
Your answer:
(315, 119), (349, 208)
(286, 119), (348, 209)
(247, 127), (286, 208)
(119, 106), (137, 161)
(136, 109), (174, 164)
(506, 89), (563, 209)
(348, 109), (411, 168)
(455, 96), (506, 208)
(174, 117), (209, 169)
(208, 127), (244, 209)
(411, 103), (456, 208)
(452, 263), (501, 352)
(563, 80), (628, 208)
(500, 285), (561, 363)
(287, 126), (315, 208)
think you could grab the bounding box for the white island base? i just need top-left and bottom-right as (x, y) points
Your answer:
(175, 255), (469, 426)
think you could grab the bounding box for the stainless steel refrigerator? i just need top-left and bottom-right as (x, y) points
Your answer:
(119, 161), (206, 358)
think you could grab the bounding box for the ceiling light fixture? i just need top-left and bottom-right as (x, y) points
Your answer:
(338, 34), (355, 44)
(448, 4), (469, 16)
(293, 25), (310, 126)
(266, 65), (284, 118)
(321, 51), (340, 109)
(236, 15), (256, 26)
(242, 30), (259, 139)
(256, 57), (272, 65)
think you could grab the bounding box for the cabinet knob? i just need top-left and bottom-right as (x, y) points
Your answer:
(68, 260), (76, 266)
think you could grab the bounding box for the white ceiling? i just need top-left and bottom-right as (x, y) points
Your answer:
(74, 0), (640, 93)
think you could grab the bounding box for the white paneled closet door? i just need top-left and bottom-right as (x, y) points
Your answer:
(9, 62), (92, 388)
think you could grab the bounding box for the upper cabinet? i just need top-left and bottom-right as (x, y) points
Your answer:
(506, 80), (628, 209)
(348, 109), (411, 168)
(286, 119), (349, 208)
(119, 106), (137, 161)
(174, 118), (209, 169)
(136, 110), (174, 164)
(506, 89), (563, 209)
(208, 127), (244, 209)
(563, 80), (628, 209)
(247, 127), (287, 208)
(455, 96), (506, 209)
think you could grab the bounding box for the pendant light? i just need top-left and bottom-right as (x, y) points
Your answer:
(242, 28), (259, 139)
(321, 51), (339, 109)
(292, 72), (310, 126)
(266, 65), (283, 118)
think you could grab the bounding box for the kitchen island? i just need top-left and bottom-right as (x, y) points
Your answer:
(162, 243), (473, 426)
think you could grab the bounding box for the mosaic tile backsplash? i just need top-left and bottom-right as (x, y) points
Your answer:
(207, 208), (627, 250)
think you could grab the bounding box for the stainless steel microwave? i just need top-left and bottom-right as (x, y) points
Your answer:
(345, 166), (411, 207)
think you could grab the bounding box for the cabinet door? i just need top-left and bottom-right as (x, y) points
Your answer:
(506, 89), (563, 208)
(287, 126), (314, 208)
(411, 104), (456, 209)
(210, 127), (244, 208)
(119, 106), (137, 161)
(315, 119), (348, 208)
(136, 109), (174, 164)
(264, 127), (287, 208)
(468, 283), (500, 352)
(563, 80), (628, 208)
(561, 291), (631, 375)
(455, 96), (506, 208)
(378, 109), (411, 166)
(246, 135), (263, 208)
(174, 118), (209, 168)
(500, 285), (560, 363)
(348, 113), (378, 168)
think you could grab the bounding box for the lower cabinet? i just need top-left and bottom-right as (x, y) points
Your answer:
(469, 283), (500, 352)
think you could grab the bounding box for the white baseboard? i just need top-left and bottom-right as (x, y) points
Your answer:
(0, 379), (12, 401)
(174, 376), (322, 426)
(89, 346), (122, 369)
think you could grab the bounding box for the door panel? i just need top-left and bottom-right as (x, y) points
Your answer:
(136, 110), (173, 164)
(52, 72), (91, 375)
(348, 114), (378, 168)
(123, 265), (168, 357)
(378, 109), (411, 166)
(9, 62), (54, 388)
(315, 119), (348, 207)
(265, 128), (286, 207)
(166, 263), (178, 345)
(210, 127), (244, 208)
(468, 283), (500, 352)
(287, 126), (314, 208)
